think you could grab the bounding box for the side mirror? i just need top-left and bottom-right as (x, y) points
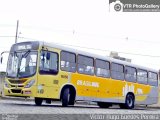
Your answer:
(0, 55), (3, 64)
(46, 52), (50, 60)
(0, 51), (9, 64)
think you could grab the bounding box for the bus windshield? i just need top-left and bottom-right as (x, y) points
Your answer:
(6, 51), (37, 78)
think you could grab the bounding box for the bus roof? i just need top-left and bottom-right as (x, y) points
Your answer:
(17, 41), (159, 73)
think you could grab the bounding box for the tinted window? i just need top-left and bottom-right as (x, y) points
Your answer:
(61, 51), (76, 72)
(111, 63), (124, 80)
(95, 59), (110, 78)
(148, 72), (158, 86)
(125, 66), (136, 82)
(137, 69), (147, 84)
(77, 55), (94, 75)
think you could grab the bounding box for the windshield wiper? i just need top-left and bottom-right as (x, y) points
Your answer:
(22, 50), (30, 58)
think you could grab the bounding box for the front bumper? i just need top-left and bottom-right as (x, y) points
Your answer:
(4, 86), (36, 97)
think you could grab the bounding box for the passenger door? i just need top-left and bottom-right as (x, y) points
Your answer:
(37, 50), (59, 98)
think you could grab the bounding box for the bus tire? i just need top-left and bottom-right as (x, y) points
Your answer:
(125, 94), (134, 109)
(62, 88), (70, 107)
(69, 97), (75, 105)
(120, 94), (135, 109)
(97, 102), (111, 108)
(68, 90), (75, 106)
(35, 98), (43, 106)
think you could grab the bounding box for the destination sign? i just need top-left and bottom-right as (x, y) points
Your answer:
(10, 41), (39, 51)
(17, 44), (32, 50)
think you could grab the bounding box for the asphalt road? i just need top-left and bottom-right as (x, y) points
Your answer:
(0, 98), (160, 120)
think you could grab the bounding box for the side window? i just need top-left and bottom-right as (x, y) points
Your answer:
(77, 55), (94, 75)
(39, 50), (58, 75)
(137, 69), (147, 84)
(61, 51), (76, 72)
(95, 59), (110, 78)
(148, 72), (158, 86)
(125, 66), (136, 82)
(111, 63), (124, 80)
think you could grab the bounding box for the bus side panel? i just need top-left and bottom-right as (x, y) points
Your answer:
(135, 85), (158, 105)
(71, 73), (122, 102)
(71, 72), (157, 105)
(36, 71), (70, 99)
(71, 73), (96, 101)
(134, 83), (150, 103)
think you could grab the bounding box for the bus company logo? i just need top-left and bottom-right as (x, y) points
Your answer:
(77, 80), (99, 88)
(109, 0), (123, 12)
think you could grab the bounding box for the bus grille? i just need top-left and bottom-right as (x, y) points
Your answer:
(9, 79), (27, 84)
(10, 85), (24, 87)
(11, 89), (22, 93)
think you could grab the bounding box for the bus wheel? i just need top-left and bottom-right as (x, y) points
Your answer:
(35, 98), (43, 106)
(97, 102), (111, 108)
(69, 96), (75, 105)
(68, 89), (75, 106)
(62, 88), (70, 107)
(125, 94), (134, 109)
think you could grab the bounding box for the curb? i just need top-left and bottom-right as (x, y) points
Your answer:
(1, 96), (160, 109)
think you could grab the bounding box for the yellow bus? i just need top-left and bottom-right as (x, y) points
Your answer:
(3, 41), (159, 109)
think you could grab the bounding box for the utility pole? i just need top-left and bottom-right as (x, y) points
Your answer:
(15, 20), (19, 43)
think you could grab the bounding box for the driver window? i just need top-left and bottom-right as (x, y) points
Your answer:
(40, 50), (58, 75)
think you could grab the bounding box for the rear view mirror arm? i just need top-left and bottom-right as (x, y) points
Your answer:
(0, 51), (9, 64)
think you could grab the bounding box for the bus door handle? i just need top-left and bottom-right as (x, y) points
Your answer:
(41, 84), (45, 86)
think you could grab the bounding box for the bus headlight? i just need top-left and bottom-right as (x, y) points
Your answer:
(25, 80), (35, 88)
(4, 81), (9, 88)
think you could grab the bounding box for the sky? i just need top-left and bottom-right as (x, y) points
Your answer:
(1, 0), (160, 71)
